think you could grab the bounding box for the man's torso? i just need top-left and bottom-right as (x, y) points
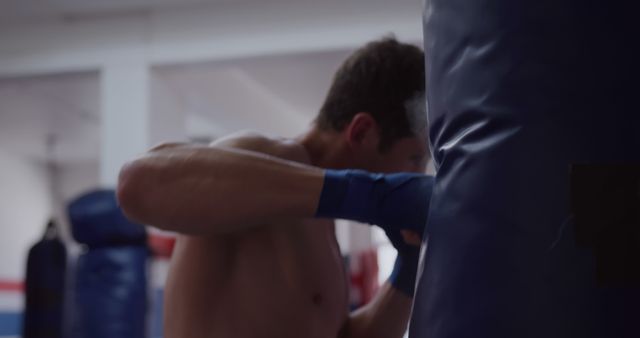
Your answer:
(163, 133), (350, 338)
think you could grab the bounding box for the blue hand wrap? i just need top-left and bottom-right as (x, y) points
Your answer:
(388, 247), (420, 297)
(315, 170), (434, 296)
(316, 170), (433, 232)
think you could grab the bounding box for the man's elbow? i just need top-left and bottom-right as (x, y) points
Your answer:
(116, 160), (153, 226)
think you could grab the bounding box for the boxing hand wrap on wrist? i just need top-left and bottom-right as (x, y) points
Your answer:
(316, 169), (433, 297)
(315, 170), (381, 224)
(388, 246), (420, 297)
(315, 170), (434, 234)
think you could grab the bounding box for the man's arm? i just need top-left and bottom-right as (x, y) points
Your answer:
(339, 196), (428, 338)
(342, 283), (413, 338)
(117, 135), (433, 236)
(117, 136), (325, 235)
(340, 231), (423, 338)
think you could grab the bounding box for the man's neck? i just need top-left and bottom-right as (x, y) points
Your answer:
(297, 127), (348, 169)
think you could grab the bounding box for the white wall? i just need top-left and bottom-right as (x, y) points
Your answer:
(0, 150), (53, 281)
(0, 0), (423, 78)
(56, 161), (100, 206)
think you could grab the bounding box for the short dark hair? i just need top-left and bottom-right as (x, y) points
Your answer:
(315, 37), (426, 150)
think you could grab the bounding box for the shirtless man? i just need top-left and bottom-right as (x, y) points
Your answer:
(117, 38), (432, 338)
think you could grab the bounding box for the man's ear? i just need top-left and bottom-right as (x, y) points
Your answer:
(344, 113), (380, 152)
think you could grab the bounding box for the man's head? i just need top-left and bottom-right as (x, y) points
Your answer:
(313, 37), (429, 173)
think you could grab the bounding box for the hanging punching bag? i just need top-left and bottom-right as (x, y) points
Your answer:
(68, 189), (148, 338)
(22, 221), (67, 338)
(411, 1), (640, 337)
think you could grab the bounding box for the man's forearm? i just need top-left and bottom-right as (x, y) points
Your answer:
(117, 144), (324, 235)
(342, 283), (412, 338)
(117, 142), (432, 236)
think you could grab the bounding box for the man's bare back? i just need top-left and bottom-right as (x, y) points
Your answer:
(163, 133), (350, 338)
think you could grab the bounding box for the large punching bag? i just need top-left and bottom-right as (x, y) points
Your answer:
(411, 1), (639, 337)
(68, 189), (149, 338)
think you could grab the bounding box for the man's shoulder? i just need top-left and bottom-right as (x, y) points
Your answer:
(213, 130), (310, 164)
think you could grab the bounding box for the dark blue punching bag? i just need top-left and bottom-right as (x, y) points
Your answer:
(22, 221), (67, 338)
(411, 1), (640, 337)
(68, 189), (148, 338)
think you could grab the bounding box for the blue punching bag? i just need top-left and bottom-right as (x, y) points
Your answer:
(68, 189), (148, 338)
(411, 1), (640, 337)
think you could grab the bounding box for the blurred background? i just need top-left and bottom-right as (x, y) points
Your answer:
(0, 0), (426, 337)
